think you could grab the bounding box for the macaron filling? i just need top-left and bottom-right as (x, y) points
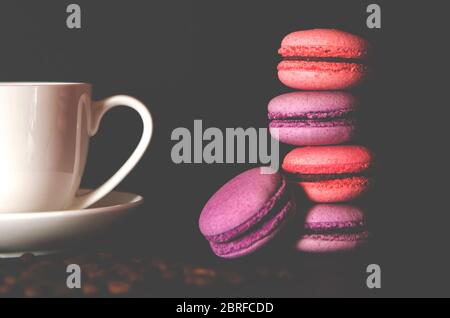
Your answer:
(278, 60), (368, 73)
(283, 56), (366, 64)
(284, 171), (370, 183)
(302, 231), (369, 242)
(306, 220), (366, 231)
(269, 109), (356, 128)
(278, 42), (369, 60)
(278, 51), (368, 73)
(303, 220), (368, 242)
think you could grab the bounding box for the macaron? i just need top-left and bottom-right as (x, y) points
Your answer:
(297, 204), (368, 253)
(282, 145), (373, 202)
(199, 167), (295, 258)
(278, 29), (370, 90)
(268, 91), (358, 146)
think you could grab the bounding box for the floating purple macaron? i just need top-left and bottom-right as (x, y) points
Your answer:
(297, 204), (368, 253)
(268, 91), (358, 146)
(199, 168), (295, 258)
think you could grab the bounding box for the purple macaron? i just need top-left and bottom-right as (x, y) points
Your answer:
(268, 91), (358, 146)
(297, 204), (368, 253)
(199, 167), (295, 258)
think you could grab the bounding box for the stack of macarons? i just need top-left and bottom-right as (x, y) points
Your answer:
(198, 29), (374, 258)
(272, 29), (373, 253)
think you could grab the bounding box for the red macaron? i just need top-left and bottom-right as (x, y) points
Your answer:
(282, 145), (373, 202)
(278, 29), (370, 90)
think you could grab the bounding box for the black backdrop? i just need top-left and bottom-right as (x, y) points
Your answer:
(0, 0), (447, 297)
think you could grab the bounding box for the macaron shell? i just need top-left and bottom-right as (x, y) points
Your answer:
(199, 168), (282, 238)
(268, 91), (358, 115)
(304, 204), (365, 228)
(297, 234), (367, 253)
(300, 177), (370, 203)
(279, 29), (370, 59)
(278, 65), (368, 90)
(269, 125), (355, 146)
(282, 146), (372, 175)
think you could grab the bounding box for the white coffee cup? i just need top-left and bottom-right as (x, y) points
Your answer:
(0, 82), (153, 213)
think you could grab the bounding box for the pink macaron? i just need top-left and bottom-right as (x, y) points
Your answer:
(282, 145), (373, 203)
(297, 204), (368, 253)
(199, 168), (296, 258)
(278, 29), (370, 90)
(268, 91), (358, 146)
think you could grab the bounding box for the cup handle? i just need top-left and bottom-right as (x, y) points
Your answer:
(68, 95), (153, 210)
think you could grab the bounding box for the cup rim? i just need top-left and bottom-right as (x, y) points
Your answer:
(0, 82), (91, 87)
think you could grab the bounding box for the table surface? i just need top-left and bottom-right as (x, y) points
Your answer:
(0, 247), (379, 298)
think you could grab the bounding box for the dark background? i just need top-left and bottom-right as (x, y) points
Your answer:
(0, 0), (447, 297)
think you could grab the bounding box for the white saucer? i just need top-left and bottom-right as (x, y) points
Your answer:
(0, 189), (143, 258)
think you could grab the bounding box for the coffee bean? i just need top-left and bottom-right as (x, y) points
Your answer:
(183, 267), (217, 286)
(24, 286), (40, 298)
(4, 275), (16, 286)
(151, 260), (177, 280)
(107, 281), (131, 295)
(0, 286), (10, 295)
(83, 264), (105, 280)
(192, 268), (216, 277)
(222, 272), (242, 285)
(82, 282), (98, 296)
